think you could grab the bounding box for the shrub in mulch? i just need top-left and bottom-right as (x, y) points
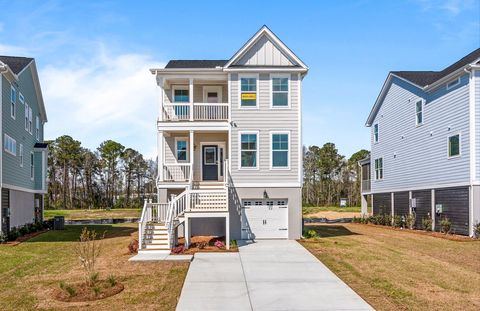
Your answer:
(172, 236), (238, 254)
(53, 280), (124, 302)
(128, 239), (138, 254)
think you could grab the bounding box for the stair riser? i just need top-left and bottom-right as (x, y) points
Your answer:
(144, 245), (170, 250)
(145, 241), (169, 245)
(145, 234), (168, 239)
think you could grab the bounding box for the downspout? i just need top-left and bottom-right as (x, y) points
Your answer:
(465, 66), (476, 236)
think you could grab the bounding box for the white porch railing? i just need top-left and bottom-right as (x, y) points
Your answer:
(138, 200), (169, 249)
(189, 189), (228, 212)
(163, 164), (192, 182)
(162, 103), (228, 121)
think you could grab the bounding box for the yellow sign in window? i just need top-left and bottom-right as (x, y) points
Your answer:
(241, 93), (256, 100)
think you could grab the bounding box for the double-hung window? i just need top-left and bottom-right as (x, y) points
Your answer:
(19, 144), (23, 167)
(416, 100), (423, 125)
(240, 76), (257, 107)
(4, 134), (16, 156)
(172, 86), (189, 119)
(374, 158), (383, 180)
(240, 132), (258, 168)
(25, 103), (29, 131)
(271, 76), (289, 107)
(373, 124), (379, 143)
(28, 107), (33, 134)
(448, 134), (460, 158)
(36, 116), (40, 140)
(176, 138), (188, 161)
(30, 152), (34, 180)
(10, 86), (16, 119)
(271, 132), (289, 168)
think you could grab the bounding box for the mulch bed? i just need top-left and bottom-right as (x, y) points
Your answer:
(349, 223), (478, 242)
(53, 281), (124, 302)
(174, 236), (238, 254)
(1, 229), (49, 246)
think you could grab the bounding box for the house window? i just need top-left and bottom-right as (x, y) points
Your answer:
(173, 88), (189, 103)
(30, 152), (34, 180)
(25, 104), (29, 131)
(19, 144), (23, 167)
(10, 86), (16, 119)
(374, 158), (383, 180)
(4, 134), (16, 156)
(272, 76), (289, 107)
(19, 93), (24, 104)
(176, 139), (188, 161)
(240, 132), (258, 168)
(416, 100), (423, 125)
(28, 107), (33, 134)
(271, 132), (289, 168)
(373, 124), (379, 143)
(36, 116), (40, 140)
(448, 134), (460, 158)
(446, 77), (461, 90)
(240, 77), (257, 107)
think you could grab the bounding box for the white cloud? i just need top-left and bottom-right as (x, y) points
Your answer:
(41, 44), (165, 159)
(0, 44), (29, 56)
(413, 0), (476, 16)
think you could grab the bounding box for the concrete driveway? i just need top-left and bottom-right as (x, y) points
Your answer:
(176, 240), (373, 311)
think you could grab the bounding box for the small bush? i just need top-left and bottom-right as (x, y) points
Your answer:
(406, 214), (416, 230)
(89, 272), (99, 286)
(196, 241), (208, 249)
(392, 215), (402, 228)
(230, 240), (238, 248)
(0, 232), (6, 243)
(214, 240), (225, 249)
(422, 217), (433, 231)
(303, 229), (318, 239)
(440, 217), (452, 234)
(65, 285), (76, 297)
(172, 245), (185, 254)
(59, 281), (66, 290)
(107, 275), (117, 287)
(128, 239), (138, 254)
(474, 222), (480, 238)
(93, 286), (101, 296)
(7, 227), (19, 241)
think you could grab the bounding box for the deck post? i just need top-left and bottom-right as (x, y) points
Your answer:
(361, 195), (368, 216)
(158, 131), (164, 182)
(184, 215), (190, 249)
(189, 130), (194, 181)
(225, 214), (230, 250)
(189, 78), (194, 121)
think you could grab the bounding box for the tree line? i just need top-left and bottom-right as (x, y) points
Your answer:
(46, 135), (156, 210)
(303, 143), (369, 207)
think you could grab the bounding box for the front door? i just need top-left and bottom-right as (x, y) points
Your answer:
(202, 145), (218, 181)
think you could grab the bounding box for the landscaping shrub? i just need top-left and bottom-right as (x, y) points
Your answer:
(214, 240), (225, 249)
(128, 239), (138, 254)
(440, 217), (452, 234)
(474, 222), (480, 238)
(0, 232), (6, 243)
(230, 240), (238, 248)
(65, 285), (77, 297)
(392, 215), (402, 228)
(422, 217), (432, 231)
(107, 275), (117, 287)
(171, 245), (185, 254)
(406, 214), (416, 230)
(303, 229), (318, 239)
(75, 227), (104, 286)
(196, 241), (208, 249)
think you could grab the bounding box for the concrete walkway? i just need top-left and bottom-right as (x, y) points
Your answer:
(176, 240), (373, 311)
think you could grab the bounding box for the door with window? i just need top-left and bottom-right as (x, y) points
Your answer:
(202, 145), (218, 181)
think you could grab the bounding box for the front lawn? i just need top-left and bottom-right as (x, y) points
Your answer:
(302, 206), (361, 214)
(44, 208), (142, 220)
(300, 224), (480, 311)
(0, 224), (188, 310)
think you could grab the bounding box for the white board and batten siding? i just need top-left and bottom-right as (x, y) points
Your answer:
(236, 35), (294, 66)
(370, 75), (471, 193)
(474, 70), (480, 181)
(229, 73), (300, 185)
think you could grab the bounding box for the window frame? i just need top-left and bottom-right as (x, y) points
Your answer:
(446, 77), (461, 90)
(238, 130), (259, 170)
(28, 106), (33, 134)
(270, 74), (290, 109)
(415, 99), (424, 126)
(171, 85), (190, 103)
(373, 123), (379, 143)
(25, 103), (29, 131)
(10, 86), (16, 119)
(19, 92), (24, 104)
(270, 131), (290, 170)
(19, 143), (23, 167)
(4, 134), (16, 156)
(374, 157), (383, 180)
(447, 133), (461, 159)
(174, 137), (188, 162)
(35, 116), (40, 141)
(238, 74), (259, 109)
(30, 152), (34, 180)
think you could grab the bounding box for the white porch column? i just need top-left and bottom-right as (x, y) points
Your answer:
(157, 76), (164, 121)
(189, 130), (194, 181)
(361, 195), (368, 216)
(184, 216), (191, 248)
(431, 189), (436, 231)
(226, 214), (230, 250)
(189, 78), (194, 121)
(157, 130), (164, 182)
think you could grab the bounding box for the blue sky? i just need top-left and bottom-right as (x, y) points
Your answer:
(0, 0), (478, 159)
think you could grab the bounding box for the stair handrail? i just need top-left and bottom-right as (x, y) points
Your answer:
(138, 199), (150, 250)
(165, 188), (189, 248)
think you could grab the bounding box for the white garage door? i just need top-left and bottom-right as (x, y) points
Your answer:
(241, 199), (288, 239)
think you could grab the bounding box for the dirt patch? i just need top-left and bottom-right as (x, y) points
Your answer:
(305, 211), (361, 219)
(53, 281), (124, 302)
(175, 236), (238, 254)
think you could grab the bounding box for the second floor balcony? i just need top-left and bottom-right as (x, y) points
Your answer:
(162, 102), (228, 122)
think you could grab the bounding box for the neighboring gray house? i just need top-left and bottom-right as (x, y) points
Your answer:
(139, 26), (308, 251)
(0, 56), (48, 234)
(360, 48), (480, 236)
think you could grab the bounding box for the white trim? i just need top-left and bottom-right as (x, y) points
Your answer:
(19, 143), (23, 167)
(157, 122), (229, 131)
(298, 73), (302, 184)
(446, 77), (461, 90)
(269, 131), (291, 170)
(447, 132), (461, 159)
(2, 183), (47, 194)
(238, 74), (259, 109)
(18, 92), (24, 104)
(30, 151), (34, 181)
(372, 181), (473, 193)
(374, 157), (383, 180)
(224, 67), (308, 72)
(373, 123), (379, 143)
(469, 69), (476, 183)
(171, 84), (189, 103)
(202, 86), (223, 103)
(228, 73), (232, 175)
(3, 134), (16, 156)
(10, 85), (16, 120)
(415, 99), (424, 126)
(234, 182), (302, 188)
(35, 116), (40, 141)
(199, 141), (227, 181)
(270, 73), (290, 109)
(238, 130), (259, 170)
(174, 137), (189, 162)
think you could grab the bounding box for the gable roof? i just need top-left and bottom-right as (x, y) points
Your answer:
(391, 48), (480, 87)
(366, 48), (480, 127)
(165, 60), (228, 69)
(0, 56), (34, 74)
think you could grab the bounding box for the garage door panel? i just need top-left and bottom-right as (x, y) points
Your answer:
(241, 199), (288, 239)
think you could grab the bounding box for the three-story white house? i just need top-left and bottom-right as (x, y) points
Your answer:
(139, 26), (308, 251)
(361, 49), (480, 236)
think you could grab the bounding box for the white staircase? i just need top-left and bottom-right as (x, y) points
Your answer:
(143, 223), (170, 251)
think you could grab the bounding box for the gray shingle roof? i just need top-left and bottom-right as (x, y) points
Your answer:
(0, 56), (34, 74)
(165, 60), (228, 69)
(392, 48), (480, 87)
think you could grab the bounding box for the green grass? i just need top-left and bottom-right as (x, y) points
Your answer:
(44, 208), (142, 220)
(302, 206), (361, 215)
(0, 224), (188, 310)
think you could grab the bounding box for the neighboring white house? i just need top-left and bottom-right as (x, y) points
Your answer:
(361, 48), (480, 236)
(138, 26), (308, 251)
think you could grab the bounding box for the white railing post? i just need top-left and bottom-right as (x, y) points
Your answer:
(189, 78), (194, 121)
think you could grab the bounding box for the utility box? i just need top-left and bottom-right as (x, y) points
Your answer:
(340, 198), (347, 208)
(53, 216), (65, 230)
(435, 204), (443, 214)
